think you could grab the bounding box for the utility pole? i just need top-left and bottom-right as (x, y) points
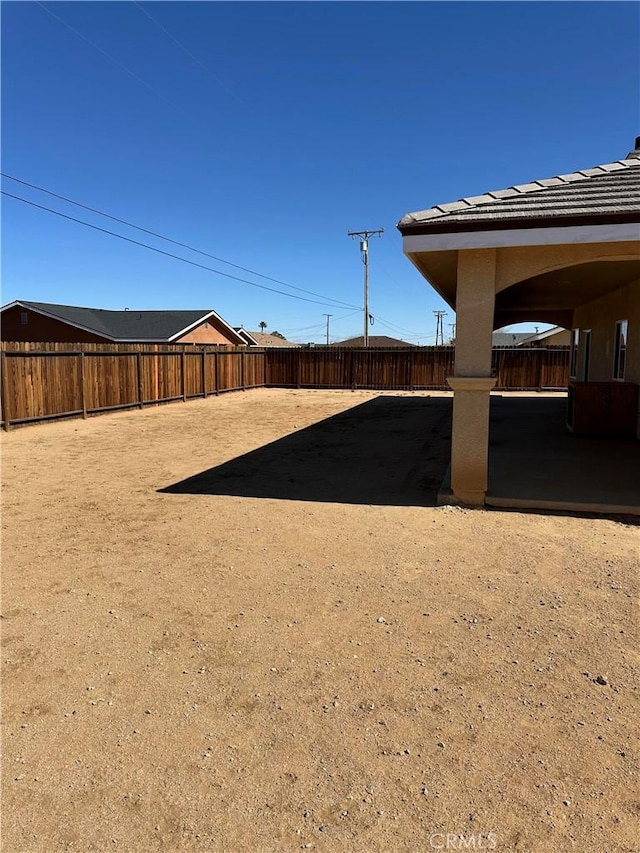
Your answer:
(433, 310), (446, 346)
(323, 313), (333, 346)
(449, 323), (456, 344)
(348, 228), (383, 346)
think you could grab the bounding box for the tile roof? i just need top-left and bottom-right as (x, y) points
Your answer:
(398, 157), (640, 233)
(10, 302), (244, 343)
(330, 335), (415, 348)
(492, 331), (532, 347)
(247, 331), (299, 347)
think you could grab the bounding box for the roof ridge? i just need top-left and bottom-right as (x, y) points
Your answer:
(416, 157), (640, 223)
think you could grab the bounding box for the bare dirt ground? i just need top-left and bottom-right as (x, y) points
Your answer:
(2, 389), (638, 853)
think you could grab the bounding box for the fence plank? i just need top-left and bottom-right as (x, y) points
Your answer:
(80, 353), (87, 418)
(137, 352), (144, 408)
(202, 350), (207, 397)
(1, 352), (11, 430)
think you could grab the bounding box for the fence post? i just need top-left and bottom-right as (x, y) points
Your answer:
(137, 351), (144, 408)
(296, 350), (301, 389)
(154, 345), (159, 404)
(182, 349), (187, 402)
(214, 349), (220, 394)
(202, 350), (207, 397)
(79, 352), (88, 418)
(349, 350), (355, 391)
(241, 349), (246, 390)
(409, 349), (414, 391)
(1, 351), (11, 431)
(537, 349), (544, 392)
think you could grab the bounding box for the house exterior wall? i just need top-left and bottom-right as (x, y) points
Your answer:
(573, 278), (640, 436)
(175, 320), (240, 345)
(0, 306), (107, 343)
(573, 279), (640, 385)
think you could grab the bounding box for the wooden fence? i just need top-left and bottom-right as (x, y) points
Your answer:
(0, 344), (267, 428)
(267, 346), (569, 392)
(0, 342), (569, 430)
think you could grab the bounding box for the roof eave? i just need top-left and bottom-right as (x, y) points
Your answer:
(168, 310), (246, 344)
(398, 211), (640, 237)
(1, 301), (117, 340)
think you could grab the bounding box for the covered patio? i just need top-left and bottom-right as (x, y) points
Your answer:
(439, 393), (640, 516)
(399, 139), (640, 513)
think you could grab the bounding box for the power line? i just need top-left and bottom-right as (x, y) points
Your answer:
(35, 1), (180, 111)
(1, 173), (360, 311)
(132, 1), (245, 105)
(280, 309), (362, 336)
(2, 191), (359, 309)
(372, 314), (433, 339)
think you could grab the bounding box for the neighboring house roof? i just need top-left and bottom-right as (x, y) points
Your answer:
(247, 331), (299, 347)
(1, 301), (246, 344)
(398, 150), (640, 235)
(234, 327), (260, 346)
(492, 331), (532, 347)
(330, 335), (414, 347)
(518, 326), (569, 345)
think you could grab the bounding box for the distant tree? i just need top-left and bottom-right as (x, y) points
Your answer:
(259, 321), (267, 332)
(270, 330), (286, 340)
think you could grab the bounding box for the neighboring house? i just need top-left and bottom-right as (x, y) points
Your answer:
(398, 138), (640, 506)
(491, 330), (533, 347)
(330, 335), (414, 347)
(246, 331), (299, 347)
(0, 301), (247, 346)
(518, 326), (571, 347)
(491, 326), (571, 347)
(234, 327), (261, 346)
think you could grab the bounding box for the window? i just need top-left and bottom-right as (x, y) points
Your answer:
(613, 320), (628, 380)
(570, 329), (579, 378)
(582, 330), (591, 381)
(20, 311), (28, 325)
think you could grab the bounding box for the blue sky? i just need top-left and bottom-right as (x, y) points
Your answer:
(2, 1), (638, 343)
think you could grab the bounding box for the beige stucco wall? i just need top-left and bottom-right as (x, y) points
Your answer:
(573, 278), (640, 385)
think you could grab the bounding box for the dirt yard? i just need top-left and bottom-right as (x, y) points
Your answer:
(2, 389), (638, 852)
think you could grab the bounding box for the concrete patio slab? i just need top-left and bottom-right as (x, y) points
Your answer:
(486, 394), (640, 516)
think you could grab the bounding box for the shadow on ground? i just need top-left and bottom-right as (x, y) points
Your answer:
(160, 396), (452, 506)
(488, 395), (640, 515)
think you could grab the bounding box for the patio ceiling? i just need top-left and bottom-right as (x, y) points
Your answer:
(494, 258), (640, 328)
(405, 252), (640, 330)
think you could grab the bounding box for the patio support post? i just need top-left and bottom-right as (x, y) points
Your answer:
(447, 248), (497, 505)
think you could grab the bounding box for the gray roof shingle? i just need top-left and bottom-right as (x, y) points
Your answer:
(14, 302), (242, 342)
(398, 157), (640, 233)
(330, 335), (414, 348)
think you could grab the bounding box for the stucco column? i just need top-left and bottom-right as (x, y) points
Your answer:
(447, 249), (497, 505)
